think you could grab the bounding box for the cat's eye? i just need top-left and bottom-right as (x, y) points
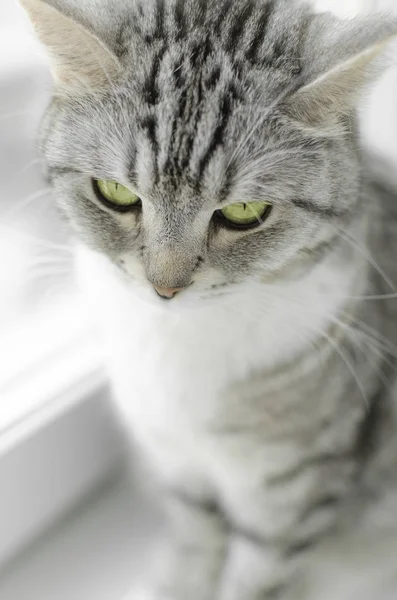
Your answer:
(216, 201), (272, 229)
(94, 179), (141, 211)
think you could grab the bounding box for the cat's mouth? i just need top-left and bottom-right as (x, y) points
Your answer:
(129, 279), (236, 311)
(156, 281), (239, 309)
(115, 258), (236, 307)
(152, 282), (193, 301)
(146, 274), (240, 306)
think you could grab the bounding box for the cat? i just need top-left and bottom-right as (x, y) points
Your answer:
(21, 0), (397, 599)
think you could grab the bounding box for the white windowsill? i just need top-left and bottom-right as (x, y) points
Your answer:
(1, 295), (102, 435)
(0, 473), (161, 600)
(0, 8), (127, 573)
(0, 297), (127, 569)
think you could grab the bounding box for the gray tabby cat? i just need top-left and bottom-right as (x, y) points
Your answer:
(21, 0), (397, 598)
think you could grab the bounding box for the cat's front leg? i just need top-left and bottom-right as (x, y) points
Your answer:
(128, 487), (227, 600)
(218, 533), (298, 600)
(218, 481), (339, 600)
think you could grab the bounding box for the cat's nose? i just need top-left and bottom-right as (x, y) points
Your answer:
(152, 285), (185, 299)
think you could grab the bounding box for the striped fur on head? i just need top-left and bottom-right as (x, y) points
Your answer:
(22, 0), (397, 299)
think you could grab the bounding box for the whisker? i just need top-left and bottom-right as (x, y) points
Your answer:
(4, 188), (53, 221)
(338, 311), (397, 359)
(4, 158), (43, 189)
(334, 225), (396, 293)
(248, 285), (378, 410)
(27, 255), (74, 269)
(347, 292), (397, 301)
(0, 225), (73, 253)
(325, 317), (397, 387)
(0, 109), (38, 121)
(23, 266), (73, 284)
(360, 336), (397, 381)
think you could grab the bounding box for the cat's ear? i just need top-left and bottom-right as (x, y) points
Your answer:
(283, 15), (397, 131)
(19, 0), (122, 95)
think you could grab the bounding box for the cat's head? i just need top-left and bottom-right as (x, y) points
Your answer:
(21, 0), (397, 306)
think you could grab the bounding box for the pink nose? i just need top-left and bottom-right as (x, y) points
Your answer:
(153, 285), (185, 299)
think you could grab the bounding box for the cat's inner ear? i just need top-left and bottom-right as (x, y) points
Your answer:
(284, 15), (397, 130)
(20, 0), (122, 94)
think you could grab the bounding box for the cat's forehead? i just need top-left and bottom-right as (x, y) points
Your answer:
(122, 0), (307, 67)
(134, 51), (243, 199)
(127, 0), (306, 108)
(120, 0), (308, 196)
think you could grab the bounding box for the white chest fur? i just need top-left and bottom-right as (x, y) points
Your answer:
(76, 245), (357, 486)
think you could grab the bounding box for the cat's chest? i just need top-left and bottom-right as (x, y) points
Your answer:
(77, 246), (343, 441)
(101, 301), (261, 483)
(106, 300), (265, 431)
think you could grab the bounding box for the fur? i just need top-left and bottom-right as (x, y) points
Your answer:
(21, 0), (397, 598)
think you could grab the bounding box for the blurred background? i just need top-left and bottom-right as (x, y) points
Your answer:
(0, 2), (158, 599)
(0, 1), (70, 328)
(0, 0), (396, 599)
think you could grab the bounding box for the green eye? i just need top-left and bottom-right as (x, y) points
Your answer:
(219, 201), (271, 229)
(95, 179), (141, 210)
